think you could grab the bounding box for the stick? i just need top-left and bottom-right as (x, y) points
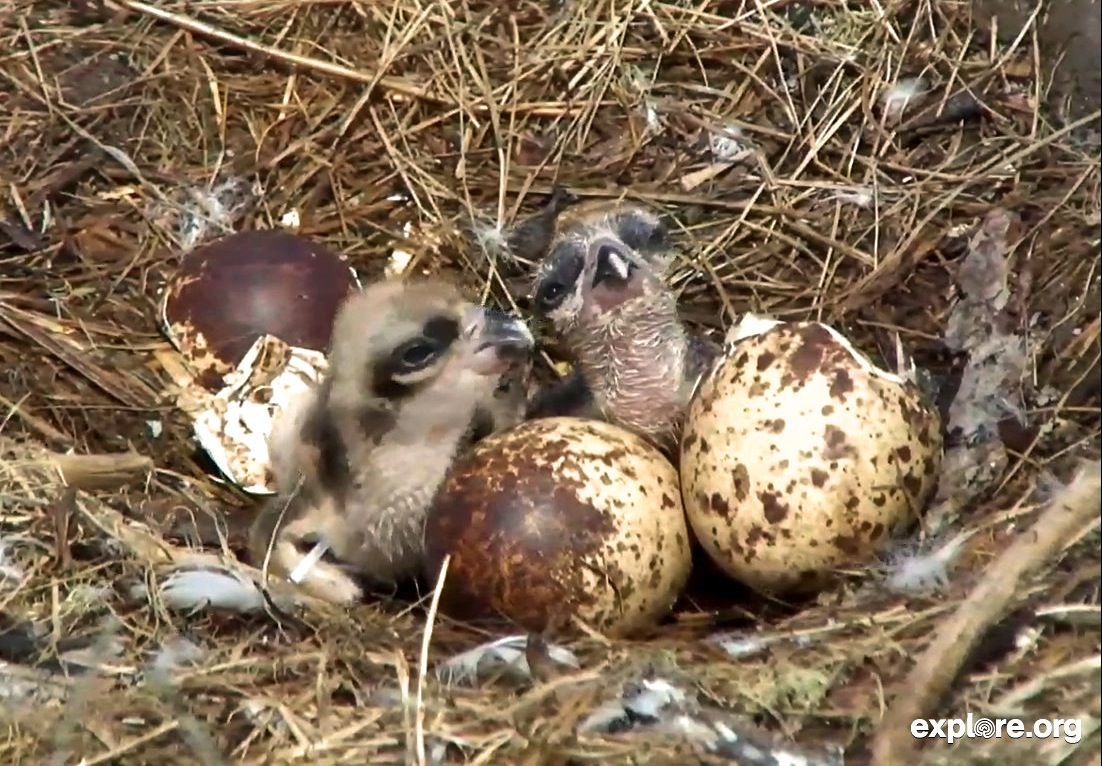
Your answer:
(413, 554), (450, 766)
(870, 460), (1102, 764)
(113, 0), (584, 116)
(48, 451), (153, 490)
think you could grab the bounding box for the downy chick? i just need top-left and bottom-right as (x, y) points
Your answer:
(528, 200), (719, 452)
(250, 278), (534, 604)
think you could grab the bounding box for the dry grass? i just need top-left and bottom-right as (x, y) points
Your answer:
(0, 0), (1099, 763)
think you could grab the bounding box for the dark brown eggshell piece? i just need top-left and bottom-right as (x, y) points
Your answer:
(162, 229), (357, 390)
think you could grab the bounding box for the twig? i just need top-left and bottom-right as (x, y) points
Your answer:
(113, 0), (586, 116)
(987, 653), (1102, 715)
(48, 451), (153, 490)
(51, 486), (75, 570)
(82, 720), (180, 766)
(114, 0), (436, 101)
(871, 459), (1102, 765)
(413, 554), (449, 766)
(0, 392), (73, 447)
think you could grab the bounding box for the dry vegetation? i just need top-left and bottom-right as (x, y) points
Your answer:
(0, 0), (1099, 764)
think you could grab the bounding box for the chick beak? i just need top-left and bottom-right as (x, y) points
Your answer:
(466, 307), (535, 375)
(591, 238), (637, 287)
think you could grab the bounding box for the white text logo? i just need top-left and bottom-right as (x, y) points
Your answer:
(911, 714), (1082, 745)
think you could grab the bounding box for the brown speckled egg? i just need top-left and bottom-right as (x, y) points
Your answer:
(423, 416), (692, 638)
(160, 229), (359, 391)
(680, 320), (942, 595)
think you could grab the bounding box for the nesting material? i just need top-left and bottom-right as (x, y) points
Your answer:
(2, 0), (1097, 762)
(424, 417), (693, 637)
(680, 315), (943, 595)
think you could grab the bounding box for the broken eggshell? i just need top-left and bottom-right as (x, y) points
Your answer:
(160, 229), (359, 390)
(185, 334), (327, 494)
(159, 229), (360, 494)
(680, 314), (943, 595)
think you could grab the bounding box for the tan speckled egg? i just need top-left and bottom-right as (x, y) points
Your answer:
(680, 321), (943, 595)
(423, 417), (692, 638)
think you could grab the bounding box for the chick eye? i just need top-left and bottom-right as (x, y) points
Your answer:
(538, 281), (566, 307)
(618, 214), (667, 251)
(534, 246), (582, 312)
(396, 339), (440, 369)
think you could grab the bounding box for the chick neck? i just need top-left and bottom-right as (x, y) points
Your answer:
(326, 381), (487, 584)
(567, 289), (694, 451)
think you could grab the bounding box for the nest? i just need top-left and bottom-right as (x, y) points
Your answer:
(1, 0), (1099, 763)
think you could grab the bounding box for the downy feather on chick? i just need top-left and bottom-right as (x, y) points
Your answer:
(526, 199), (719, 452)
(250, 278), (534, 604)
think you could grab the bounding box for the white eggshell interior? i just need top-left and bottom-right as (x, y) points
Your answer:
(725, 312), (904, 384)
(187, 334), (328, 495)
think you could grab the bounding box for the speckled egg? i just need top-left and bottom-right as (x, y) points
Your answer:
(423, 416), (692, 637)
(680, 318), (943, 595)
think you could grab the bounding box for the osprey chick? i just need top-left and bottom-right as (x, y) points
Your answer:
(528, 200), (719, 451)
(251, 278), (534, 603)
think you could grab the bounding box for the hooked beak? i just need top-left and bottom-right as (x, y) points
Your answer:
(591, 238), (637, 287)
(464, 306), (535, 375)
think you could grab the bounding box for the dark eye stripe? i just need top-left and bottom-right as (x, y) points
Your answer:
(615, 211), (666, 252)
(534, 244), (584, 309)
(422, 316), (460, 347)
(373, 376), (414, 400)
(298, 379), (352, 497)
(370, 315), (461, 400)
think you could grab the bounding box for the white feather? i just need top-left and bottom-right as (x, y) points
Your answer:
(435, 634), (580, 686)
(149, 567), (266, 613)
(579, 677), (691, 733)
(577, 674), (844, 764)
(151, 636), (207, 673)
(885, 530), (974, 594)
(0, 539), (25, 584)
(711, 634), (774, 659)
(468, 217), (509, 259)
(881, 77), (928, 122)
(709, 125), (751, 163)
(826, 186), (874, 209)
(624, 678), (688, 719)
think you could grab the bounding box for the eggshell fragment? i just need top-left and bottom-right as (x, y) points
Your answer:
(159, 333), (327, 494)
(158, 229), (359, 494)
(160, 229), (358, 391)
(424, 417), (692, 637)
(680, 318), (942, 595)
